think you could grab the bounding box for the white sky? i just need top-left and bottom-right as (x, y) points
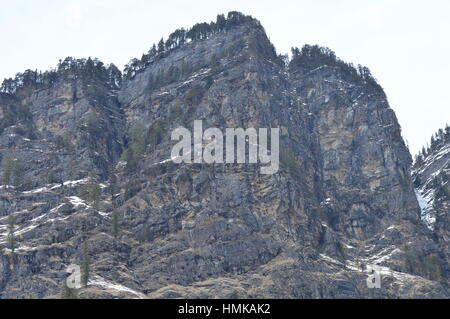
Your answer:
(1, 0), (449, 154)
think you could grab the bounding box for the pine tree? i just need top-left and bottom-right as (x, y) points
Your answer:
(82, 174), (101, 210)
(2, 158), (14, 185)
(12, 159), (24, 189)
(415, 154), (424, 166)
(1, 158), (25, 189)
(216, 14), (226, 31)
(89, 183), (101, 210)
(165, 38), (174, 50)
(81, 240), (90, 287)
(157, 38), (165, 53)
(149, 44), (157, 57)
(431, 135), (436, 150)
(205, 75), (214, 89)
(7, 215), (18, 253)
(438, 128), (444, 140)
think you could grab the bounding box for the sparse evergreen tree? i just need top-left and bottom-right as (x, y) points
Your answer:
(165, 38), (174, 50)
(149, 44), (157, 56)
(2, 157), (14, 185)
(7, 215), (18, 253)
(81, 174), (102, 210)
(205, 75), (214, 89)
(88, 183), (101, 210)
(11, 159), (24, 189)
(421, 146), (427, 158)
(216, 14), (226, 31)
(141, 53), (150, 65)
(415, 154), (424, 167)
(157, 38), (165, 53)
(430, 135), (436, 150)
(178, 28), (186, 45)
(1, 78), (15, 94)
(335, 241), (347, 265)
(129, 123), (147, 157)
(438, 128), (444, 140)
(81, 240), (90, 287)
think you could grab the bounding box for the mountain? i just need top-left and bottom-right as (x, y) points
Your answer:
(0, 12), (448, 299)
(412, 126), (450, 280)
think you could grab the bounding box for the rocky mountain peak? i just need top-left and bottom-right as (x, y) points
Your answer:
(0, 12), (448, 299)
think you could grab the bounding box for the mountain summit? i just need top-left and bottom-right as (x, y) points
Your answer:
(0, 12), (448, 299)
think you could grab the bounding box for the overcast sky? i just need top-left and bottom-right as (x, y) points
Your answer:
(1, 0), (449, 154)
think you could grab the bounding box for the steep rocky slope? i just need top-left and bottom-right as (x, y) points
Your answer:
(0, 12), (448, 299)
(413, 128), (450, 279)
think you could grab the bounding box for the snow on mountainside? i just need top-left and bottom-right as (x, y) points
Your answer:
(412, 126), (450, 231)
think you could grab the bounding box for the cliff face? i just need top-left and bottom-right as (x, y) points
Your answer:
(0, 13), (448, 299)
(290, 53), (418, 239)
(413, 131), (450, 279)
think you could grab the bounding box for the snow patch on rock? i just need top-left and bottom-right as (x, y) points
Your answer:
(88, 276), (146, 299)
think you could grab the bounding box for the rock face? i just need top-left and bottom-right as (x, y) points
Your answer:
(412, 129), (450, 280)
(0, 12), (448, 299)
